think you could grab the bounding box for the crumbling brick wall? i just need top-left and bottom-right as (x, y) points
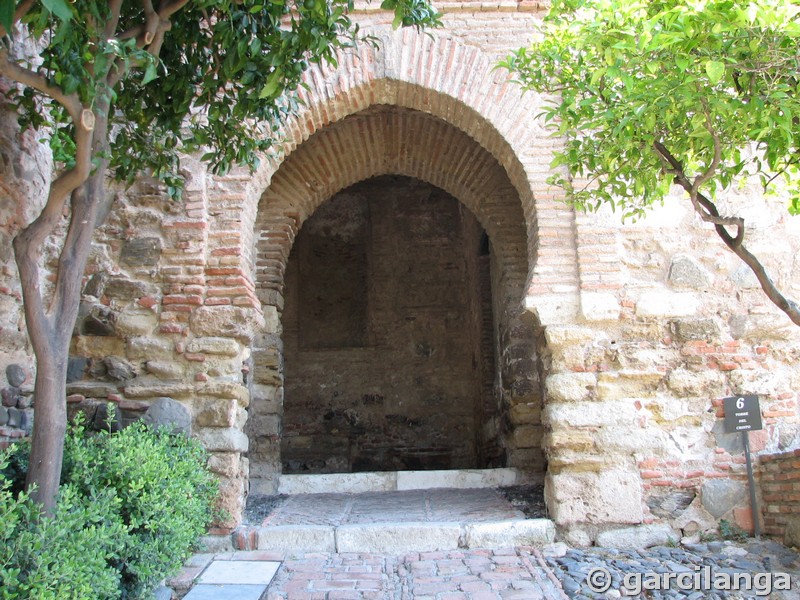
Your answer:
(760, 450), (800, 544)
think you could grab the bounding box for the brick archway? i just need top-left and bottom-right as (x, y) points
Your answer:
(214, 28), (580, 495)
(209, 28), (580, 328)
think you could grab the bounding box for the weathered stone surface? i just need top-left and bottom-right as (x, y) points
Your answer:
(336, 522), (462, 553)
(197, 382), (249, 406)
(190, 306), (265, 342)
(596, 524), (677, 549)
(712, 420), (744, 455)
(74, 335), (126, 358)
(730, 264), (760, 289)
(127, 337), (174, 361)
(145, 360), (185, 380)
(103, 277), (157, 300)
(7, 407), (32, 432)
(543, 401), (637, 428)
(142, 397), (192, 435)
(464, 520), (555, 548)
(1, 388), (17, 407)
(580, 292), (621, 322)
(672, 318), (722, 342)
(81, 305), (117, 336)
(673, 497), (718, 534)
(668, 255), (711, 289)
(666, 368), (726, 397)
(636, 291), (699, 318)
(0, 406), (8, 425)
(120, 237), (162, 266)
(545, 373), (596, 402)
(544, 326), (597, 347)
(124, 380), (193, 399)
(701, 479), (746, 518)
(115, 311), (158, 336)
(729, 313), (795, 341)
(196, 427), (249, 452)
(785, 516), (800, 548)
(647, 490), (696, 519)
(511, 424), (543, 449)
(187, 337), (241, 357)
(105, 356), (136, 382)
(541, 542), (569, 558)
(83, 273), (105, 297)
(66, 382), (118, 398)
(66, 357), (88, 383)
(597, 371), (662, 400)
(546, 470), (644, 526)
(5, 363), (25, 387)
(256, 525), (336, 552)
(729, 369), (791, 397)
(207, 452), (240, 478)
(196, 399), (237, 428)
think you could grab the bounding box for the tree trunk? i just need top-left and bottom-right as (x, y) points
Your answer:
(24, 345), (68, 511)
(15, 165), (106, 514)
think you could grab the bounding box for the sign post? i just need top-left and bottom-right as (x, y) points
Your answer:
(723, 395), (762, 539)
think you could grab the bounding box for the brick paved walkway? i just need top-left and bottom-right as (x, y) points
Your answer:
(264, 547), (567, 600)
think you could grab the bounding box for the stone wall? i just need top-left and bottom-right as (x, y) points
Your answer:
(760, 449), (800, 545)
(1, 3), (799, 542)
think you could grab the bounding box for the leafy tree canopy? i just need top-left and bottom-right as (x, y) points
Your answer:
(1, 0), (440, 196)
(0, 0), (439, 513)
(501, 0), (800, 324)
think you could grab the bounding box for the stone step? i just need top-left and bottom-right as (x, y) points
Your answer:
(246, 518), (555, 553)
(277, 467), (539, 495)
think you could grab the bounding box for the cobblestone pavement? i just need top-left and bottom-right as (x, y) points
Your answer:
(177, 540), (800, 599)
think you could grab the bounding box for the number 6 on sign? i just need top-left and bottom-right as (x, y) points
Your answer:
(736, 397), (745, 410)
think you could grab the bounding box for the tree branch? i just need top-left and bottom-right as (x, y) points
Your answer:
(0, 0), (35, 38)
(104, 0), (125, 40)
(0, 50), (83, 124)
(651, 140), (800, 327)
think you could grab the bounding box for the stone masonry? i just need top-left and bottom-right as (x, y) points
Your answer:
(0, 2), (799, 542)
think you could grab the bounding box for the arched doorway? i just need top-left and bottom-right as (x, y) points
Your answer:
(246, 105), (544, 493)
(281, 175), (500, 473)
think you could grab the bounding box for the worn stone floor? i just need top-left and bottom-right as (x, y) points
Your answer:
(252, 488), (528, 527)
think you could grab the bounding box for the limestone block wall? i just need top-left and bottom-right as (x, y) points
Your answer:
(760, 450), (800, 544)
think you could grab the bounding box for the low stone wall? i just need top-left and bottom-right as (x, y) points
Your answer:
(760, 449), (800, 546)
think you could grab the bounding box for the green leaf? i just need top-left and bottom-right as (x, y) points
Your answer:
(259, 71), (282, 99)
(41, 0), (73, 22)
(705, 60), (725, 84)
(142, 62), (158, 85)
(0, 0), (13, 36)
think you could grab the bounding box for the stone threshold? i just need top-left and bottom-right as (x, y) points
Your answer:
(240, 519), (556, 553)
(277, 467), (540, 494)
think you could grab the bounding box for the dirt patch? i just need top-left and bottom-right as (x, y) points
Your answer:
(499, 484), (547, 519)
(243, 494), (287, 525)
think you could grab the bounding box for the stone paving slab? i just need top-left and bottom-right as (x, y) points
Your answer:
(198, 560), (281, 585)
(261, 489), (525, 527)
(183, 584), (268, 600)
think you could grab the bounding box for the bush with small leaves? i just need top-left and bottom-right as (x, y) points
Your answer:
(0, 409), (219, 599)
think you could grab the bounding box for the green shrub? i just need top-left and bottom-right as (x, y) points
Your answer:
(0, 459), (124, 599)
(0, 409), (219, 599)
